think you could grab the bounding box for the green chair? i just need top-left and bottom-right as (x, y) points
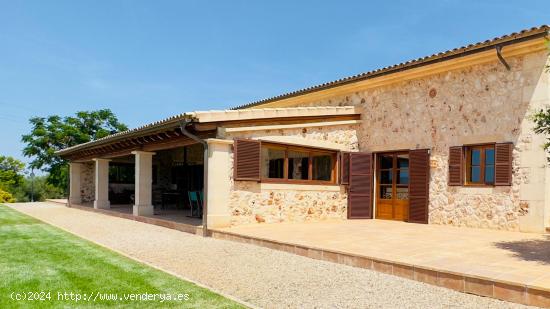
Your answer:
(188, 191), (201, 218)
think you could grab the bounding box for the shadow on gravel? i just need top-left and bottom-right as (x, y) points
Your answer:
(494, 235), (550, 264)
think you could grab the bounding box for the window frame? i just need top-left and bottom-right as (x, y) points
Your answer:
(464, 143), (495, 187)
(260, 142), (337, 185)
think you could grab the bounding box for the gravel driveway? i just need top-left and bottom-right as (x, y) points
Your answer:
(8, 202), (537, 309)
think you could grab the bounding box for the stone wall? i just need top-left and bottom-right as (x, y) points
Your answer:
(226, 124), (359, 225)
(288, 50), (550, 232)
(80, 162), (95, 202)
(230, 182), (347, 225)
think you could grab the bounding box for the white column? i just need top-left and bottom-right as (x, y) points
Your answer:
(93, 158), (111, 209)
(68, 162), (82, 206)
(132, 151), (155, 216)
(205, 139), (232, 228)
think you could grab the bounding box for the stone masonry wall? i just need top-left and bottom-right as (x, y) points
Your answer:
(80, 162), (95, 203)
(226, 125), (359, 225)
(289, 50), (550, 231)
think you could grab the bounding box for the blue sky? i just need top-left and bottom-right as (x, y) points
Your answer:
(0, 1), (547, 168)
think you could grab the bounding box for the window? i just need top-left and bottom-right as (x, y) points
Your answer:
(261, 143), (336, 184)
(465, 144), (495, 185)
(377, 153), (409, 200)
(262, 146), (285, 179)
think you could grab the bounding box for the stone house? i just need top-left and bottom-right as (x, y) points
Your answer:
(58, 25), (550, 233)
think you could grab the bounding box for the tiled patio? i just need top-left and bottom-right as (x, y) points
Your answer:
(212, 219), (550, 306)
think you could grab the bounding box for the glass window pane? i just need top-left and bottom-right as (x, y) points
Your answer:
(379, 185), (392, 199)
(396, 186), (409, 200)
(380, 155), (393, 169)
(470, 166), (481, 182)
(262, 147), (285, 179)
(485, 165), (495, 184)
(397, 154), (409, 168)
(485, 148), (495, 165)
(288, 151), (309, 180)
(380, 170), (392, 184)
(312, 153), (332, 181)
(471, 149), (481, 166)
(397, 169), (409, 185)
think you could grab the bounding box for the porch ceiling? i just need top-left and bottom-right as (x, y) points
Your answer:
(57, 106), (362, 161)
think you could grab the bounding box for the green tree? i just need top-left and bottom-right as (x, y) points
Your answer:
(533, 108), (550, 155)
(0, 156), (25, 191)
(11, 175), (65, 202)
(21, 109), (128, 191)
(533, 43), (550, 154)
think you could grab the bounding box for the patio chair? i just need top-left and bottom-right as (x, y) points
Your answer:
(188, 191), (201, 218)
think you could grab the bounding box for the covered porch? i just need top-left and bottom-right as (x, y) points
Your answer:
(69, 142), (206, 218)
(57, 106), (362, 233)
(66, 141), (208, 231)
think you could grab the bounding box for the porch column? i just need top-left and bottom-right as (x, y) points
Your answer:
(93, 158), (111, 209)
(132, 151), (155, 216)
(68, 162), (82, 206)
(205, 139), (232, 228)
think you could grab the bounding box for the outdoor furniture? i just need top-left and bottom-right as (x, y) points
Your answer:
(161, 191), (181, 209)
(187, 191), (202, 218)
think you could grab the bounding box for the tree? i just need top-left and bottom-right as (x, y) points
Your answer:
(11, 175), (65, 202)
(533, 107), (550, 155)
(21, 109), (128, 191)
(533, 43), (550, 155)
(0, 156), (25, 190)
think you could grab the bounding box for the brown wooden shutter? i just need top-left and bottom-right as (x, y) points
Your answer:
(409, 149), (430, 224)
(495, 142), (513, 186)
(340, 152), (350, 185)
(448, 146), (463, 186)
(348, 152), (373, 219)
(233, 139), (261, 181)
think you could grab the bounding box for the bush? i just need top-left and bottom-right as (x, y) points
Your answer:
(0, 188), (15, 203)
(11, 176), (65, 202)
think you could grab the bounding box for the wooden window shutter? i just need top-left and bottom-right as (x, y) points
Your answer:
(448, 146), (463, 186)
(409, 149), (430, 224)
(340, 152), (350, 185)
(495, 142), (513, 186)
(233, 139), (261, 181)
(348, 153), (373, 219)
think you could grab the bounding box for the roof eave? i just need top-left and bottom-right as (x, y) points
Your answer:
(56, 113), (197, 157)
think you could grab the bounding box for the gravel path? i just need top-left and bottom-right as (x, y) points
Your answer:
(8, 202), (537, 309)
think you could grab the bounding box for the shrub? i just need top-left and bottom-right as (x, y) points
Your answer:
(0, 188), (15, 203)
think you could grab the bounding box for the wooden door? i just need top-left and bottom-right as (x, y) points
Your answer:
(376, 152), (410, 221)
(348, 152), (373, 219)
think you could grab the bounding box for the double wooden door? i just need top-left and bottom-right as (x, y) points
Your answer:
(376, 152), (410, 221)
(346, 149), (429, 224)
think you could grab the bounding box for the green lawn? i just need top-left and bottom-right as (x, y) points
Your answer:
(0, 204), (245, 308)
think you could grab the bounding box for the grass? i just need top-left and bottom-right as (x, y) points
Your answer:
(0, 204), (245, 308)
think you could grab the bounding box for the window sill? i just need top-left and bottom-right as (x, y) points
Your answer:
(463, 184), (495, 187)
(456, 186), (495, 194)
(260, 182), (342, 192)
(260, 178), (336, 186)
